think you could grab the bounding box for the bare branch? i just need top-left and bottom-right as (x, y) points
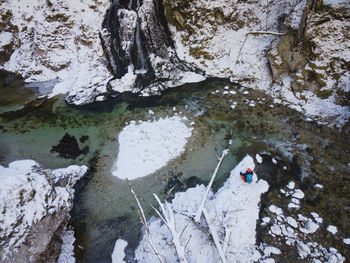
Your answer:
(153, 194), (188, 263)
(235, 31), (285, 65)
(126, 179), (164, 263)
(194, 149), (228, 223)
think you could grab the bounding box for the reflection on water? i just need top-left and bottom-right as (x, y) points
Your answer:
(0, 73), (349, 262)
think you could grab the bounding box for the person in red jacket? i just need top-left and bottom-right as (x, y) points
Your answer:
(240, 168), (253, 183)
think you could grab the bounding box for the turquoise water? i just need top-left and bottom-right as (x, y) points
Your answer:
(0, 73), (349, 262)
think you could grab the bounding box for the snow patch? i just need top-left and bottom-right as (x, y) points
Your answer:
(57, 228), (76, 263)
(111, 116), (193, 180)
(111, 239), (128, 263)
(327, 225), (338, 235)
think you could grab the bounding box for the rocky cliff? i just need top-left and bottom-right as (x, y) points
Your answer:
(0, 0), (349, 125)
(163, 0), (350, 126)
(96, 0), (204, 98)
(0, 160), (87, 263)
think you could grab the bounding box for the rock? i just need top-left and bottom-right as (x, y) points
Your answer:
(100, 0), (204, 98)
(0, 160), (87, 263)
(0, 0), (112, 105)
(51, 133), (88, 159)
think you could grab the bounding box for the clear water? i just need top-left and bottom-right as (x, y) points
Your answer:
(0, 73), (349, 262)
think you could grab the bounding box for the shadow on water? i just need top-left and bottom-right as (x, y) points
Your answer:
(1, 71), (349, 262)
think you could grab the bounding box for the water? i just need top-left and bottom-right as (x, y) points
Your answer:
(0, 74), (349, 262)
(135, 16), (148, 74)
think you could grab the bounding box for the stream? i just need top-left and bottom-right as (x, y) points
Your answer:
(0, 71), (349, 262)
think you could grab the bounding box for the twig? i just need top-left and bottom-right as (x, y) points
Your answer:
(247, 31), (285, 36)
(126, 179), (164, 263)
(184, 235), (192, 250)
(223, 227), (231, 254)
(194, 149), (228, 223)
(163, 185), (176, 202)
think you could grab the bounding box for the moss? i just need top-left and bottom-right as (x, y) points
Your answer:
(46, 14), (69, 23)
(317, 88), (332, 99)
(189, 46), (212, 60)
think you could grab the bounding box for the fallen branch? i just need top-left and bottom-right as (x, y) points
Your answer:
(194, 149), (228, 223)
(235, 31), (285, 66)
(203, 208), (227, 263)
(153, 194), (188, 263)
(126, 180), (164, 263)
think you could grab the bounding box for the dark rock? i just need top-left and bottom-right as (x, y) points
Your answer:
(51, 133), (85, 159)
(79, 135), (89, 143)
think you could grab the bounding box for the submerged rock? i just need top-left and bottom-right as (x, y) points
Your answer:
(0, 160), (87, 263)
(51, 133), (88, 159)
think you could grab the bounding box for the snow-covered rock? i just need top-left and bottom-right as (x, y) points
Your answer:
(0, 160), (87, 263)
(0, 0), (113, 105)
(134, 155), (269, 262)
(327, 225), (338, 235)
(165, 0), (349, 126)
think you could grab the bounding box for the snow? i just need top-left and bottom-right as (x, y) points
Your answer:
(287, 217), (298, 228)
(111, 116), (193, 180)
(255, 154), (262, 163)
(314, 184), (324, 189)
(166, 0), (350, 127)
(327, 225), (338, 235)
(0, 160), (87, 260)
(269, 205), (283, 215)
(343, 238), (350, 245)
(311, 212), (323, 224)
(111, 239), (128, 263)
(109, 65), (137, 93)
(134, 155), (269, 262)
(323, 0), (350, 10)
(180, 71), (206, 83)
(287, 181), (295, 190)
(263, 246), (281, 257)
(0, 31), (12, 46)
(272, 158), (277, 164)
(57, 228), (76, 263)
(292, 189), (305, 199)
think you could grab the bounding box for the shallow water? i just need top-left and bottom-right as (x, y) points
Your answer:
(0, 73), (349, 262)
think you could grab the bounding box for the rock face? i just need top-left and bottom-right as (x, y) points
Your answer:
(267, 0), (350, 125)
(0, 160), (87, 263)
(100, 0), (204, 97)
(0, 0), (112, 105)
(164, 0), (350, 126)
